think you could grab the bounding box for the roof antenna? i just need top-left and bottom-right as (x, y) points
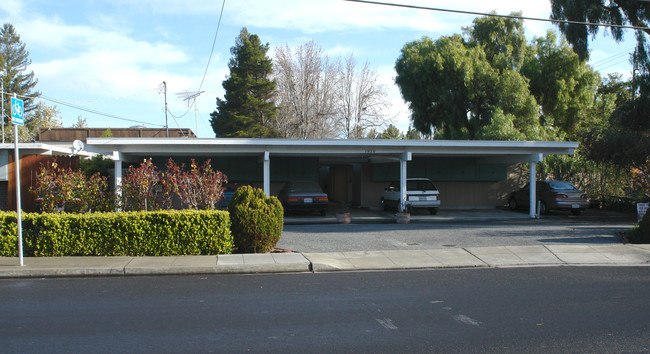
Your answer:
(176, 90), (204, 136)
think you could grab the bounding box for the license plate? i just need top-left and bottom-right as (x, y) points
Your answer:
(304, 198), (313, 203)
(572, 204), (580, 209)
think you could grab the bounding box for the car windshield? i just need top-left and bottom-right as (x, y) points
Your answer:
(406, 180), (436, 191)
(286, 182), (323, 193)
(547, 181), (578, 191)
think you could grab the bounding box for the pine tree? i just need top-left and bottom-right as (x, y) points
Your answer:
(210, 28), (279, 138)
(1, 23), (40, 128)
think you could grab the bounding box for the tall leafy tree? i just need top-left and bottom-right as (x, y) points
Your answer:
(551, 1), (649, 184)
(522, 31), (600, 137)
(550, 1), (650, 136)
(0, 23), (40, 127)
(210, 28), (279, 138)
(550, 0), (650, 62)
(465, 12), (527, 71)
(395, 15), (542, 140)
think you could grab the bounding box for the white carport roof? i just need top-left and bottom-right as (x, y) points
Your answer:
(0, 142), (91, 157)
(87, 137), (574, 218)
(85, 138), (578, 163)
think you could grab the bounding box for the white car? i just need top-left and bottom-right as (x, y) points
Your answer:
(381, 178), (440, 214)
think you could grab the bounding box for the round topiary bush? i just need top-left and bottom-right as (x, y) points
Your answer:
(228, 186), (284, 253)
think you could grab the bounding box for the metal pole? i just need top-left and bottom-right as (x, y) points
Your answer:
(1, 80), (4, 144)
(13, 94), (23, 266)
(529, 161), (537, 218)
(163, 81), (169, 138)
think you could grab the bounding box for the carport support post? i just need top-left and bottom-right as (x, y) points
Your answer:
(263, 151), (270, 196)
(113, 151), (122, 210)
(399, 152), (411, 212)
(529, 153), (543, 218)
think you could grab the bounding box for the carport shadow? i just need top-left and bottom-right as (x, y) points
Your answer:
(283, 220), (532, 234)
(537, 236), (621, 244)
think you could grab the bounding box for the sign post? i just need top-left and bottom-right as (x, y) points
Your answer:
(11, 94), (24, 266)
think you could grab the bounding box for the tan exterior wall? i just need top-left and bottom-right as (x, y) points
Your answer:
(359, 162), (530, 209)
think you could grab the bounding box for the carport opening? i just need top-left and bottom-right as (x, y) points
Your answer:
(320, 164), (362, 209)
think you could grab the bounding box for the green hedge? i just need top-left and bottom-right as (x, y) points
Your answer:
(0, 210), (233, 257)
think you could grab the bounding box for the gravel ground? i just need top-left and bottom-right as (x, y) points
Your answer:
(276, 208), (635, 253)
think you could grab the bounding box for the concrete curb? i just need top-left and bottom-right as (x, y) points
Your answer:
(1, 244), (648, 279)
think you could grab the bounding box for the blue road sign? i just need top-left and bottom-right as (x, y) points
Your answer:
(11, 97), (24, 126)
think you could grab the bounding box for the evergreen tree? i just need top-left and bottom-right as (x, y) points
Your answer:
(1, 23), (40, 129)
(210, 28), (279, 138)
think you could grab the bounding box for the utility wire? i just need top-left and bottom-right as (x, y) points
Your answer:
(345, 0), (650, 31)
(39, 94), (165, 127)
(591, 48), (635, 67)
(597, 58), (634, 72)
(168, 0), (225, 134)
(198, 0), (226, 93)
(163, 0), (224, 124)
(594, 55), (631, 70)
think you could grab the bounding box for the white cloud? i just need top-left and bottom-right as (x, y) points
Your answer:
(22, 15), (192, 100)
(0, 0), (23, 18)
(106, 0), (554, 34)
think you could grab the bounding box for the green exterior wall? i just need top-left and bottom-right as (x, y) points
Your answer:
(371, 157), (507, 182)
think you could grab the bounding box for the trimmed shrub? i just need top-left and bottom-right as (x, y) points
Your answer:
(228, 186), (283, 253)
(627, 211), (650, 244)
(0, 210), (233, 256)
(0, 212), (17, 256)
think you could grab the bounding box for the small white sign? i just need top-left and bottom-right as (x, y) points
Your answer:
(638, 203), (648, 223)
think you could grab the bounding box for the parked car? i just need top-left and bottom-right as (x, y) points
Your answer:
(278, 181), (328, 216)
(216, 182), (247, 209)
(381, 178), (440, 214)
(508, 180), (590, 215)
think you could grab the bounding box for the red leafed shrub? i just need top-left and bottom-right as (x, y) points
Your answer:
(164, 158), (227, 210)
(120, 158), (166, 211)
(30, 159), (113, 213)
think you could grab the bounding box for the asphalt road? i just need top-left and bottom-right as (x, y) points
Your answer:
(278, 211), (634, 253)
(1, 267), (648, 353)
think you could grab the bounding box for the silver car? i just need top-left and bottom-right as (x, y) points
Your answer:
(508, 180), (590, 215)
(381, 178), (440, 214)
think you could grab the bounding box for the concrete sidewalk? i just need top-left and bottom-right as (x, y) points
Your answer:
(1, 244), (648, 278)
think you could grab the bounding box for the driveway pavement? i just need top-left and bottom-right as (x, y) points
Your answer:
(278, 207), (635, 252)
(0, 208), (647, 278)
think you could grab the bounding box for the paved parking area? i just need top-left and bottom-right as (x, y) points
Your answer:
(278, 208), (636, 253)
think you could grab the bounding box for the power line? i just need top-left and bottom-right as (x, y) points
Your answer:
(591, 48), (635, 67)
(597, 58), (634, 72)
(38, 94), (165, 127)
(198, 0), (227, 93)
(345, 0), (650, 31)
(161, 0), (224, 130)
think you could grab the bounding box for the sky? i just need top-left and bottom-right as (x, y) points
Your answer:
(0, 0), (638, 138)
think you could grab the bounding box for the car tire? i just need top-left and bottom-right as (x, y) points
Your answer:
(508, 198), (517, 211)
(428, 207), (438, 215)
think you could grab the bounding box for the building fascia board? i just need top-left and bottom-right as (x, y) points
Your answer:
(1, 143), (72, 156)
(85, 138), (578, 160)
